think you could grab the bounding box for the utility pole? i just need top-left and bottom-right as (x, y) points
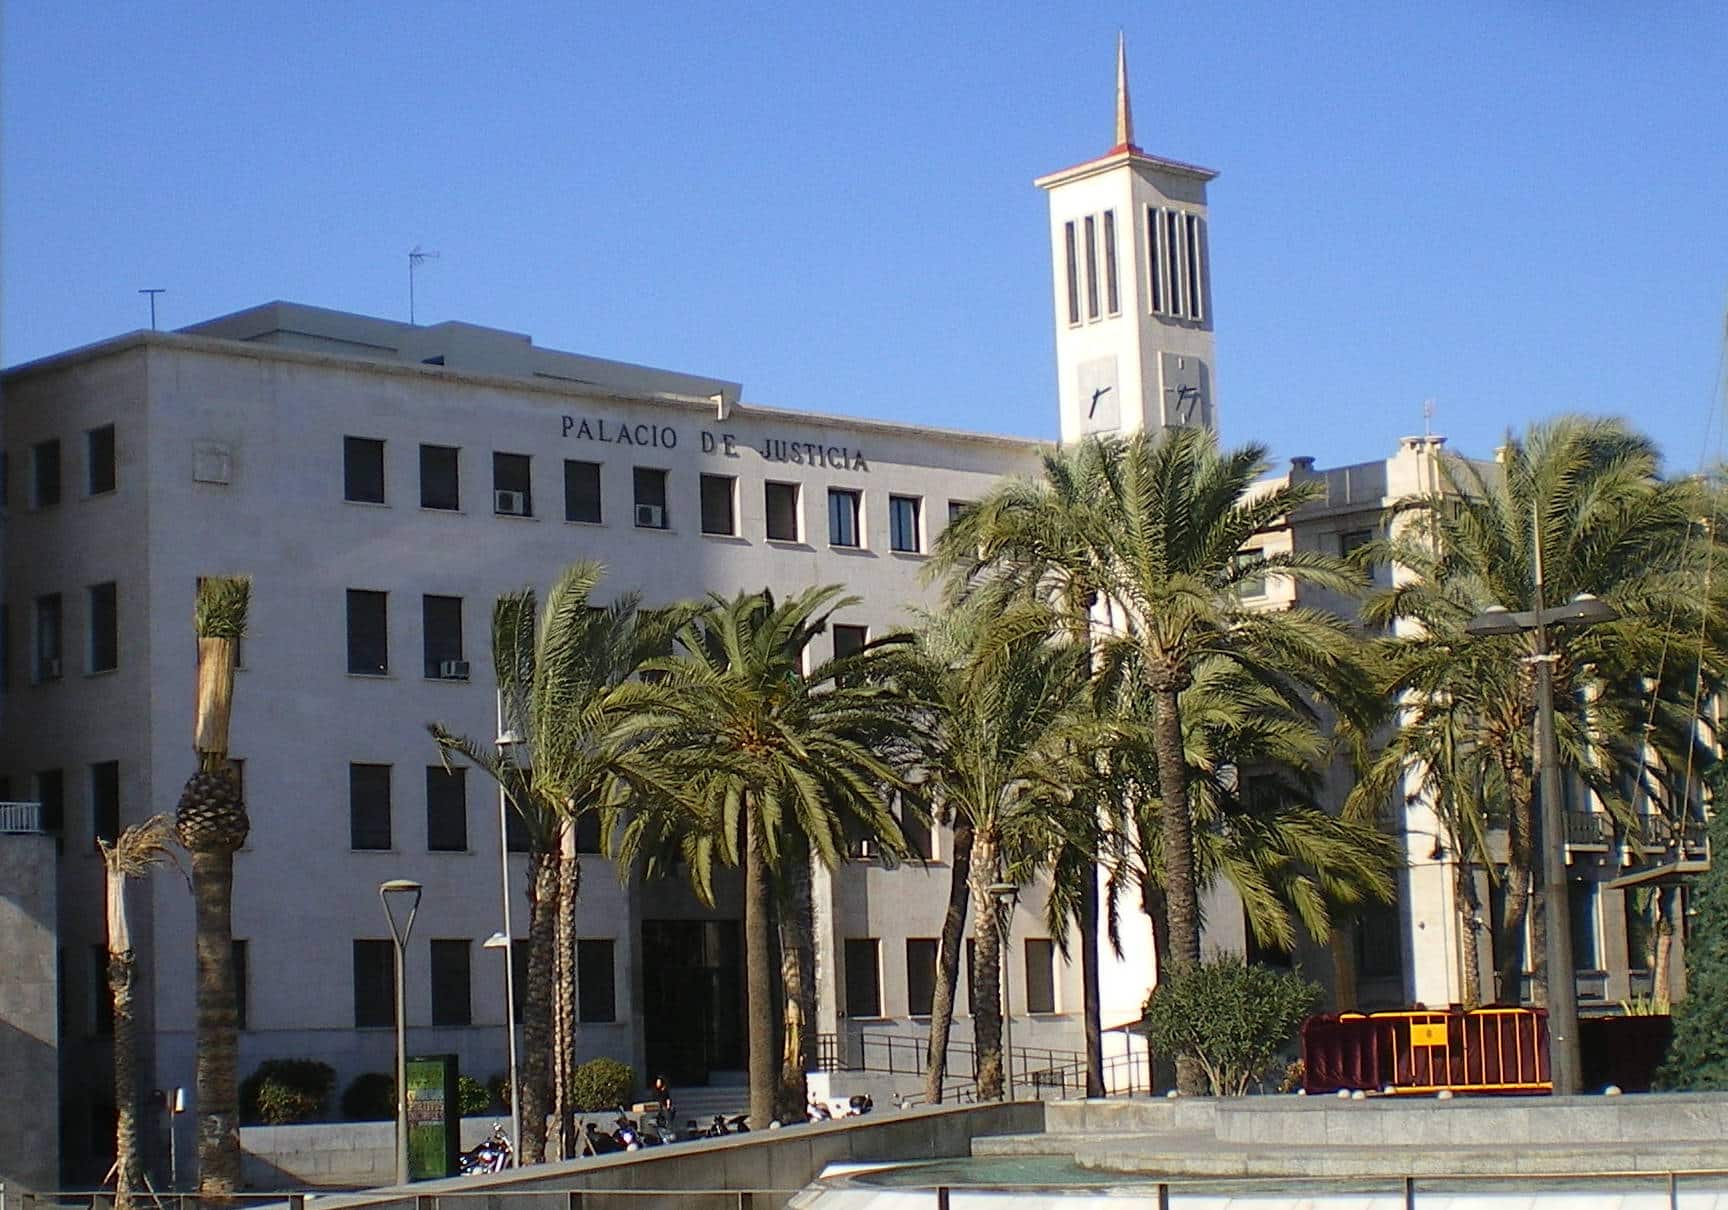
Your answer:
(139, 289), (165, 330)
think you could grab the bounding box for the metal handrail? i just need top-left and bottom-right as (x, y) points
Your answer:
(0, 800), (43, 834)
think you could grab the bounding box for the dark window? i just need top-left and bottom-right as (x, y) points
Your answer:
(353, 939), (394, 1028)
(1231, 551), (1266, 599)
(1084, 214), (1100, 320)
(419, 445), (460, 510)
(1024, 938), (1057, 1014)
(1571, 881), (1600, 970)
(1063, 221), (1080, 325)
(577, 939), (616, 1023)
(906, 938), (937, 1018)
(964, 937), (977, 1015)
(233, 939), (249, 1031)
(828, 489), (861, 547)
(1185, 212), (1204, 320)
(1165, 210), (1183, 316)
(898, 796), (933, 860)
(564, 460), (602, 524)
(36, 769), (64, 834)
(33, 439), (61, 508)
(426, 766), (467, 852)
(493, 452), (532, 516)
(833, 624), (868, 659)
(1103, 210), (1119, 314)
(422, 595), (464, 679)
(430, 939), (472, 1026)
(89, 582), (118, 673)
(574, 808), (602, 854)
(346, 590), (388, 675)
(92, 946), (113, 1035)
(948, 500), (972, 525)
(87, 425), (116, 495)
(343, 437), (385, 504)
(1244, 926), (1293, 970)
(91, 761), (120, 847)
(504, 805), (530, 853)
(1147, 207), (1163, 314)
(889, 495), (921, 553)
(35, 594), (63, 681)
(844, 938), (881, 1017)
(510, 939), (528, 1022)
(765, 482), (800, 541)
(2, 603), (11, 689)
(350, 763), (392, 850)
(700, 474), (736, 536)
(633, 467), (668, 529)
(1340, 529), (1374, 558)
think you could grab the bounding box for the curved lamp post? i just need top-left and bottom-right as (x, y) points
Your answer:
(493, 697), (526, 1161)
(482, 931), (520, 1162)
(380, 878), (423, 1184)
(986, 881), (1020, 1100)
(1466, 590), (1618, 1095)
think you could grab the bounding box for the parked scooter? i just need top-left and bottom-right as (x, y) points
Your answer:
(613, 1108), (664, 1149)
(459, 1122), (514, 1174)
(582, 1121), (623, 1155)
(705, 1112), (752, 1136)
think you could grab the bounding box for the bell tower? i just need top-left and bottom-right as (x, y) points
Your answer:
(1036, 36), (1219, 444)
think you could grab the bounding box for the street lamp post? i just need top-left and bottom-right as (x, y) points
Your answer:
(482, 932), (520, 1162)
(494, 697), (526, 1159)
(1467, 590), (1618, 1096)
(986, 882), (1019, 1101)
(380, 879), (423, 1185)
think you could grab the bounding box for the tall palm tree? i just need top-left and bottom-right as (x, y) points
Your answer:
(174, 574), (250, 1201)
(609, 586), (917, 1127)
(1363, 415), (1722, 1002)
(430, 562), (674, 1161)
(101, 814), (179, 1210)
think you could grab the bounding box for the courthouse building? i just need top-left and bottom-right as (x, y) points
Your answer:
(0, 51), (1695, 1186)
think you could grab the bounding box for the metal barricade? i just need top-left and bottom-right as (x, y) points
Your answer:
(1302, 1007), (1551, 1095)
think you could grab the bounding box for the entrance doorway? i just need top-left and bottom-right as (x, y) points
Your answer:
(641, 920), (744, 1086)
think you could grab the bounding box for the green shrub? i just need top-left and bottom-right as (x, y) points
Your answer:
(458, 1074), (491, 1116)
(487, 1071), (512, 1109)
(240, 1059), (336, 1124)
(570, 1057), (633, 1112)
(1144, 954), (1321, 1096)
(1657, 786), (1728, 1089)
(341, 1071), (396, 1121)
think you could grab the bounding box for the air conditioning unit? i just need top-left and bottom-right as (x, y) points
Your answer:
(438, 659), (471, 680)
(635, 503), (665, 529)
(42, 658), (61, 680)
(495, 489), (527, 516)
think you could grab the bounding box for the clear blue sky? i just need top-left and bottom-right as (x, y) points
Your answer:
(5, 3), (1726, 472)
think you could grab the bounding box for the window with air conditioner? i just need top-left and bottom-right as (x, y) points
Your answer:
(633, 467), (668, 529)
(421, 594), (464, 679)
(493, 452), (532, 517)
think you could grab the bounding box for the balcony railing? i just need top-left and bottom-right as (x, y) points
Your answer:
(0, 800), (44, 834)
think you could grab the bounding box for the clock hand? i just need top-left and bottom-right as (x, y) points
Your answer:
(1089, 385), (1112, 418)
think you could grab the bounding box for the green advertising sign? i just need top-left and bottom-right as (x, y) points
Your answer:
(405, 1054), (458, 1181)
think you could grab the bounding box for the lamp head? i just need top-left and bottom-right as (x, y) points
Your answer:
(379, 879), (423, 946)
(1464, 605), (1521, 636)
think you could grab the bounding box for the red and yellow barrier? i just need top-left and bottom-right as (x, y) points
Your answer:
(1301, 1007), (1550, 1095)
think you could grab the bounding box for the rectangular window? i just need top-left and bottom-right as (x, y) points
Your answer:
(343, 436), (385, 504)
(510, 939), (528, 1023)
(632, 467), (668, 529)
(889, 495), (921, 553)
(1166, 211), (1184, 318)
(349, 763), (392, 850)
(564, 460), (602, 524)
(1231, 551), (1266, 599)
(1147, 207), (1164, 314)
(504, 806), (530, 853)
(233, 939), (249, 1031)
(844, 938), (882, 1017)
(92, 946), (114, 1035)
(88, 582), (118, 673)
(35, 593), (63, 681)
(906, 938), (938, 1018)
(353, 939), (394, 1028)
(1083, 214), (1100, 321)
(833, 624), (867, 660)
(91, 761), (120, 847)
(574, 808), (602, 854)
(430, 939), (472, 1026)
(577, 939), (617, 1023)
(36, 769), (64, 834)
(1063, 221), (1080, 325)
(426, 766), (467, 852)
(1024, 938), (1057, 1014)
(828, 488), (861, 548)
(346, 589), (388, 675)
(2, 603), (11, 690)
(1570, 882), (1600, 970)
(964, 937), (977, 1015)
(899, 796), (934, 860)
(87, 425), (116, 496)
(1355, 908), (1403, 979)
(422, 594), (464, 679)
(419, 444), (460, 510)
(699, 474), (737, 536)
(1184, 213), (1204, 321)
(493, 452), (533, 516)
(33, 439), (61, 508)
(765, 482), (800, 541)
(1103, 210), (1120, 315)
(948, 500), (972, 525)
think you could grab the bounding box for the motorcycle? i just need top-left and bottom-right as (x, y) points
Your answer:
(582, 1121), (623, 1156)
(459, 1123), (513, 1174)
(704, 1112), (752, 1137)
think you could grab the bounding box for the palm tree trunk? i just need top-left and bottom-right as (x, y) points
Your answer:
(109, 951), (140, 1210)
(1329, 923), (1359, 1012)
(1496, 756), (1535, 1005)
(1139, 871), (1178, 1093)
(550, 824), (578, 1157)
(1652, 885), (1676, 1009)
(924, 822), (973, 1104)
(968, 828), (1005, 1100)
(1079, 869), (1105, 1097)
(191, 847), (241, 1201)
(1456, 861), (1483, 1009)
(776, 852), (816, 1121)
(1150, 685), (1207, 1096)
(518, 849), (557, 1163)
(744, 805), (777, 1129)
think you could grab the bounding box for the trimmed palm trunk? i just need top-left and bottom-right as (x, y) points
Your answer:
(551, 823), (579, 1157)
(1079, 870), (1105, 1097)
(1456, 862), (1484, 1009)
(1329, 923), (1360, 1013)
(1495, 748), (1536, 1004)
(518, 849), (557, 1162)
(968, 829), (1006, 1100)
(777, 852), (817, 1122)
(923, 823), (973, 1104)
(744, 805), (777, 1129)
(1652, 885), (1677, 1009)
(108, 952), (140, 1209)
(1149, 673), (1207, 1096)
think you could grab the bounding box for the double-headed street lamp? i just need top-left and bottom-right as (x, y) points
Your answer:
(1466, 588), (1618, 1096)
(379, 878), (423, 1184)
(986, 881), (1020, 1100)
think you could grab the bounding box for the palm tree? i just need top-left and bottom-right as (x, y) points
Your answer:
(609, 586), (917, 1127)
(1363, 416), (1721, 1002)
(173, 574), (250, 1200)
(430, 562), (674, 1161)
(101, 814), (179, 1210)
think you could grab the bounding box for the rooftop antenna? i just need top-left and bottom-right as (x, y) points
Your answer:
(408, 247), (440, 325)
(139, 289), (166, 330)
(1422, 397), (1435, 439)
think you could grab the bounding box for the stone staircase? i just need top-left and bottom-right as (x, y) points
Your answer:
(969, 1094), (1728, 1177)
